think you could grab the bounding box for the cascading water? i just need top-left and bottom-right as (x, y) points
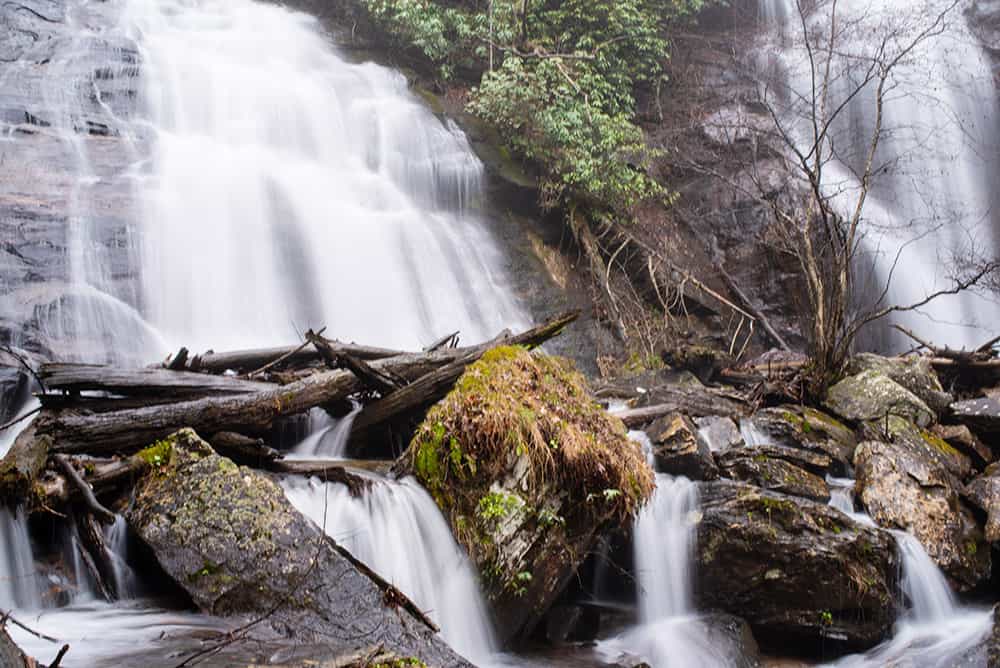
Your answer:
(123, 0), (525, 354)
(104, 515), (140, 600)
(757, 0), (1000, 350)
(0, 508), (42, 611)
(822, 478), (992, 667)
(288, 406), (361, 459)
(282, 476), (497, 663)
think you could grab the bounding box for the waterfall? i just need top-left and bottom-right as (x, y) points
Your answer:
(0, 509), (41, 611)
(122, 0), (525, 354)
(282, 476), (497, 664)
(104, 515), (140, 600)
(757, 0), (1000, 350)
(823, 479), (992, 667)
(288, 406), (361, 459)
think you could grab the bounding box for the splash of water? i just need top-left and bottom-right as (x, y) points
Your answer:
(282, 476), (496, 663)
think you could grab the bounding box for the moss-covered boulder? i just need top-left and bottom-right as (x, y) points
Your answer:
(643, 413), (719, 480)
(860, 416), (973, 480)
(845, 353), (953, 415)
(0, 423), (50, 505)
(126, 429), (471, 667)
(854, 439), (990, 590)
(717, 445), (830, 502)
(745, 406), (856, 473)
(402, 346), (654, 645)
(824, 369), (934, 428)
(695, 481), (899, 655)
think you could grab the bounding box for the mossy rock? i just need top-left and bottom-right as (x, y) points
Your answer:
(845, 353), (952, 415)
(696, 480), (899, 655)
(745, 406), (854, 474)
(824, 369), (934, 428)
(126, 429), (471, 667)
(402, 346), (654, 645)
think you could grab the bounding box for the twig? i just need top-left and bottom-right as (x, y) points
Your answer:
(48, 643), (70, 667)
(1, 346), (46, 393)
(0, 406), (40, 434)
(0, 611), (61, 643)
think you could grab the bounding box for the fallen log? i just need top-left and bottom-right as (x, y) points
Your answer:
(39, 363), (276, 397)
(269, 460), (376, 496)
(616, 386), (749, 428)
(37, 313), (579, 456)
(39, 454), (150, 506)
(186, 340), (405, 375)
(307, 330), (405, 395)
(0, 423), (51, 504)
(209, 431), (283, 464)
(73, 513), (114, 601)
(53, 455), (115, 523)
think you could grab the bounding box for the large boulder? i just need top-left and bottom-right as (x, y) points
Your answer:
(824, 369), (934, 428)
(126, 429), (471, 667)
(952, 396), (1000, 435)
(860, 416), (973, 481)
(402, 346), (654, 645)
(854, 440), (990, 590)
(845, 353), (953, 415)
(695, 481), (899, 655)
(643, 413), (719, 480)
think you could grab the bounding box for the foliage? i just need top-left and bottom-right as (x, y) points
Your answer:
(358, 0), (710, 211)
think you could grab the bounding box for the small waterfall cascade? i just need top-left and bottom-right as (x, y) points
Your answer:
(0, 508), (41, 611)
(756, 0), (1000, 349)
(122, 0), (525, 355)
(824, 479), (992, 667)
(282, 476), (497, 663)
(289, 406), (362, 459)
(104, 515), (140, 600)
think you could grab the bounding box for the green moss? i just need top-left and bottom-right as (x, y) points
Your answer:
(137, 438), (174, 469)
(920, 429), (963, 458)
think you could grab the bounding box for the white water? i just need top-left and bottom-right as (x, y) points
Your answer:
(282, 475), (497, 664)
(104, 515), (140, 600)
(823, 478), (992, 667)
(0, 508), (41, 611)
(123, 0), (525, 354)
(758, 0), (1000, 350)
(601, 470), (743, 667)
(288, 406), (361, 459)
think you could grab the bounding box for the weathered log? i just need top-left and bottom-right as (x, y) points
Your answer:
(166, 347), (189, 371)
(39, 454), (150, 506)
(307, 330), (404, 395)
(617, 385), (749, 428)
(39, 363), (276, 397)
(53, 455), (115, 523)
(38, 313), (579, 456)
(423, 331), (459, 352)
(269, 460), (374, 496)
(187, 341), (405, 374)
(209, 431), (282, 464)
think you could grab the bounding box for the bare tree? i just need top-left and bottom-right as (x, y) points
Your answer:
(710, 0), (999, 388)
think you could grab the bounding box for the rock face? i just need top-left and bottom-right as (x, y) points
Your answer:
(717, 446), (830, 502)
(695, 481), (899, 654)
(403, 346), (654, 645)
(825, 369), (935, 428)
(854, 440), (990, 590)
(952, 396), (1000, 435)
(964, 465), (1000, 543)
(744, 406), (856, 473)
(644, 413), (719, 480)
(126, 429), (471, 667)
(845, 354), (953, 415)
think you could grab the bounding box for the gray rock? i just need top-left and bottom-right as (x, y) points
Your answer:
(952, 396), (1000, 435)
(855, 440), (990, 590)
(743, 406), (855, 474)
(717, 446), (830, 502)
(126, 429), (471, 667)
(845, 353), (953, 415)
(644, 413), (720, 480)
(825, 369), (935, 428)
(694, 415), (743, 453)
(696, 480), (899, 654)
(964, 469), (1000, 543)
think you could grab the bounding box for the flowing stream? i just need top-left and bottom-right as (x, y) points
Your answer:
(757, 0), (1000, 350)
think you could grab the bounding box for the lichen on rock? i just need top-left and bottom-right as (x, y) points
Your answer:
(824, 369), (935, 428)
(401, 345), (654, 644)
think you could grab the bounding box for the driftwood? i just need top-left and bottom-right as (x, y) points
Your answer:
(35, 313), (578, 456)
(307, 330), (405, 395)
(616, 385), (749, 428)
(269, 460), (374, 496)
(39, 363), (276, 397)
(39, 455), (150, 506)
(185, 341), (404, 375)
(73, 513), (114, 601)
(209, 432), (283, 464)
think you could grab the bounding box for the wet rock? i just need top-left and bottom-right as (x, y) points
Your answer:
(964, 466), (1000, 543)
(854, 440), (990, 590)
(644, 414), (719, 480)
(543, 603), (599, 645)
(401, 347), (654, 646)
(717, 448), (830, 502)
(934, 423), (993, 468)
(694, 415), (743, 453)
(861, 416), (973, 481)
(744, 406), (856, 473)
(126, 429), (471, 667)
(824, 369), (934, 428)
(845, 353), (953, 415)
(952, 396), (1000, 435)
(696, 480), (899, 655)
